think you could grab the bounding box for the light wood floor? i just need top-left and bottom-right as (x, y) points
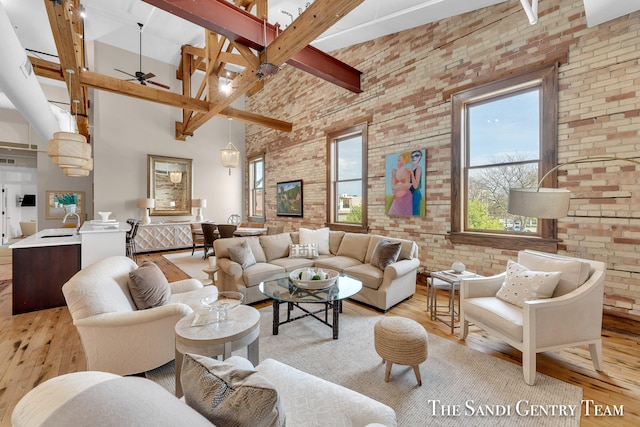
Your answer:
(0, 251), (638, 426)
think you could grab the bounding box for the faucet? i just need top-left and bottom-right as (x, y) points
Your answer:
(62, 212), (81, 232)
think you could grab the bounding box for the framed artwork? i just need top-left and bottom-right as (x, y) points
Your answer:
(46, 191), (85, 219)
(148, 154), (193, 216)
(385, 149), (426, 216)
(277, 180), (303, 217)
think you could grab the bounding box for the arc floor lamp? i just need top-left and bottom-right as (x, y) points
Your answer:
(508, 156), (640, 219)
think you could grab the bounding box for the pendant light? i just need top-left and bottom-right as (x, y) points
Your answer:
(220, 118), (239, 175)
(47, 69), (93, 176)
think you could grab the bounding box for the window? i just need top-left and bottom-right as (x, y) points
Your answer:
(327, 122), (368, 231)
(450, 65), (558, 251)
(248, 155), (264, 220)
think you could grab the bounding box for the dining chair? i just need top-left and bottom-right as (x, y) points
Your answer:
(201, 223), (218, 259)
(217, 224), (237, 239)
(125, 219), (141, 262)
(190, 223), (204, 256)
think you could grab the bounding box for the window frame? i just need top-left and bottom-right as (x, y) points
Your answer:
(326, 122), (368, 232)
(450, 65), (559, 251)
(248, 153), (265, 222)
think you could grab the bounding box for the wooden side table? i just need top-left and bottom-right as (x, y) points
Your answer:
(203, 266), (218, 287)
(174, 304), (260, 397)
(428, 270), (482, 334)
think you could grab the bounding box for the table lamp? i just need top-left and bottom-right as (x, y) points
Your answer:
(137, 198), (154, 225)
(192, 198), (207, 222)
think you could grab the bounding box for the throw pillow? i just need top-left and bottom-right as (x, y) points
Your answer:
(181, 353), (286, 427)
(370, 238), (402, 270)
(299, 227), (330, 255)
(128, 260), (171, 310)
(228, 240), (257, 270)
(289, 243), (319, 259)
(495, 260), (562, 308)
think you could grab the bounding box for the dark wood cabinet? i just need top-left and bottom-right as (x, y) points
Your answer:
(12, 244), (81, 315)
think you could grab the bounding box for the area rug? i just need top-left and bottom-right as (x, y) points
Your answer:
(147, 303), (582, 426)
(162, 250), (211, 283)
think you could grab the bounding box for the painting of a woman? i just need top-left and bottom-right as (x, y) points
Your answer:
(385, 149), (426, 216)
(388, 153), (413, 215)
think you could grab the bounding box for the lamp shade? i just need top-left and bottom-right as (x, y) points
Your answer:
(192, 198), (207, 208)
(508, 188), (571, 219)
(220, 142), (240, 169)
(48, 131), (91, 168)
(137, 198), (155, 209)
(169, 170), (182, 183)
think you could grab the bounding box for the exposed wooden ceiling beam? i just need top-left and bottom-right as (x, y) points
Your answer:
(143, 0), (362, 93)
(77, 70), (291, 132)
(179, 0), (364, 136)
(44, 0), (89, 138)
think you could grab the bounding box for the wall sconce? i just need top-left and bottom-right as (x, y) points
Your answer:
(192, 198), (207, 222)
(137, 198), (155, 225)
(508, 156), (640, 219)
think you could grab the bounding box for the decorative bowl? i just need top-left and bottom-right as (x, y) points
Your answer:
(201, 291), (244, 321)
(289, 267), (339, 290)
(98, 211), (111, 221)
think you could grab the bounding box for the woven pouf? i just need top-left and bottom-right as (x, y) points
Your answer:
(374, 316), (428, 386)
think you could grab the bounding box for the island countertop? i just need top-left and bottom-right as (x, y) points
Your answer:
(79, 221), (131, 234)
(9, 228), (81, 249)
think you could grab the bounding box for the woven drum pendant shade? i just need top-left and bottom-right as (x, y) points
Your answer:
(48, 132), (91, 168)
(63, 158), (94, 177)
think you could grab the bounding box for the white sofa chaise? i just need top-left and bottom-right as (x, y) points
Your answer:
(214, 230), (420, 311)
(459, 250), (606, 385)
(12, 357), (397, 427)
(62, 256), (215, 375)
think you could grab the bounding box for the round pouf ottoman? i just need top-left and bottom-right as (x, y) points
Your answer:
(374, 316), (428, 386)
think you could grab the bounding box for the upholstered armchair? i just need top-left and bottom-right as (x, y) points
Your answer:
(62, 256), (216, 375)
(459, 250), (606, 385)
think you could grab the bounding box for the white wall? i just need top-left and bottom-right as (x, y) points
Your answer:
(91, 42), (244, 224)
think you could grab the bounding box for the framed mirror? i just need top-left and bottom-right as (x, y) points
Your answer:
(148, 154), (193, 216)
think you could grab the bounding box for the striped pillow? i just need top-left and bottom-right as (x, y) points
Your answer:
(289, 243), (319, 259)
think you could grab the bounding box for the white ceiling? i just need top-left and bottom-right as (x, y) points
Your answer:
(3, 0), (639, 73)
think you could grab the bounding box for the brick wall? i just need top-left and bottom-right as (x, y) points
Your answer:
(245, 0), (640, 318)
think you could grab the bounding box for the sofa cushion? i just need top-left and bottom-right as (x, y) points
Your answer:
(260, 233), (293, 262)
(518, 250), (591, 297)
(299, 227), (330, 255)
(181, 353), (286, 427)
(344, 264), (384, 290)
(329, 231), (345, 255)
(370, 238), (402, 270)
(288, 243), (318, 259)
(228, 240), (257, 270)
(314, 256), (363, 272)
(463, 296), (524, 342)
(495, 260), (561, 308)
(215, 236), (267, 263)
(127, 260), (171, 310)
(336, 233), (371, 263)
(243, 263), (286, 286)
(271, 257), (315, 271)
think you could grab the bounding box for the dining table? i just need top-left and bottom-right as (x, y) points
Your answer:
(233, 227), (267, 237)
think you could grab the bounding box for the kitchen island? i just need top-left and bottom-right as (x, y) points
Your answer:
(9, 222), (130, 314)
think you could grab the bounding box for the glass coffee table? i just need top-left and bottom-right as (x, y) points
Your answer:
(259, 273), (362, 339)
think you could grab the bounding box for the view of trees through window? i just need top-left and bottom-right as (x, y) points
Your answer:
(465, 88), (541, 234)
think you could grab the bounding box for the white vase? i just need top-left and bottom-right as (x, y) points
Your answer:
(452, 260), (465, 273)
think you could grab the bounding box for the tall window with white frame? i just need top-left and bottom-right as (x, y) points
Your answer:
(326, 122), (368, 230)
(450, 65), (558, 250)
(248, 155), (264, 221)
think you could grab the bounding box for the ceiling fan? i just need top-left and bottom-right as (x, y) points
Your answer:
(115, 23), (170, 90)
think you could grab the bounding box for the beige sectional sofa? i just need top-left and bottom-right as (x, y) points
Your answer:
(213, 230), (420, 311)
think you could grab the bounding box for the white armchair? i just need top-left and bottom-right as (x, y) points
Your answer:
(459, 250), (605, 385)
(62, 256), (216, 375)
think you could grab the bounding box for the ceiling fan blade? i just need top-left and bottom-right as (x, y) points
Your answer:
(147, 80), (171, 90)
(141, 72), (156, 80)
(114, 68), (136, 78)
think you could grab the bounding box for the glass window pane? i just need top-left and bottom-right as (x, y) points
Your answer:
(336, 181), (362, 224)
(467, 163), (538, 233)
(468, 89), (540, 167)
(337, 136), (362, 180)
